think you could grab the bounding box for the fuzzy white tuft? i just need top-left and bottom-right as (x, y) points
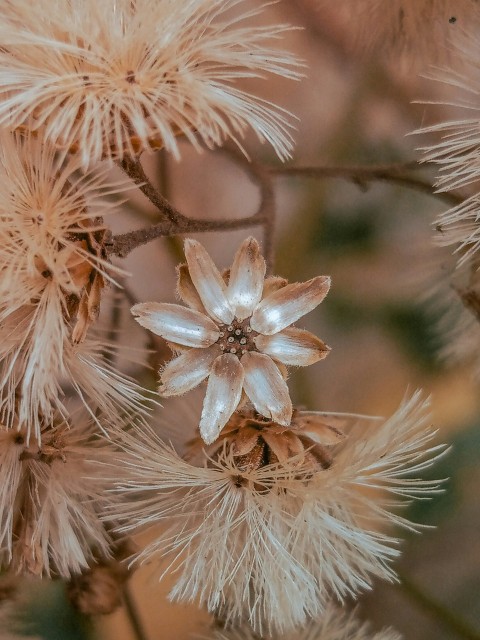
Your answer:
(0, 0), (300, 166)
(109, 392), (446, 635)
(0, 415), (124, 579)
(0, 131), (148, 441)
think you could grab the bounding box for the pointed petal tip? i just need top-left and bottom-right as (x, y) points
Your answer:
(274, 409), (293, 427)
(200, 428), (217, 446)
(183, 238), (202, 255)
(242, 235), (260, 250)
(130, 302), (148, 317)
(313, 274), (331, 290)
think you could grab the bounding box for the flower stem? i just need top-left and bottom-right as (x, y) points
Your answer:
(399, 573), (480, 640)
(271, 162), (463, 207)
(122, 582), (149, 640)
(113, 155), (269, 258)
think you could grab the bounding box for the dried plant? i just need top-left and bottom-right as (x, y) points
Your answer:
(0, 2), (478, 640)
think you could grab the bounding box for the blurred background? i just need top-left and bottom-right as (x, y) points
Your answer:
(11, 2), (480, 639)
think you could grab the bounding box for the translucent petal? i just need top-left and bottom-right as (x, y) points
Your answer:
(255, 327), (330, 366)
(176, 263), (206, 313)
(199, 354), (244, 444)
(159, 346), (218, 397)
(132, 302), (219, 347)
(226, 236), (266, 320)
(184, 239), (234, 325)
(251, 276), (331, 335)
(241, 352), (292, 425)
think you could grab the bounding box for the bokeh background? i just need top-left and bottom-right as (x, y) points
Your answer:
(12, 2), (480, 639)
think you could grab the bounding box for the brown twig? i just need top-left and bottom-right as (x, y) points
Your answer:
(112, 154), (272, 260)
(119, 155), (186, 226)
(271, 163), (464, 207)
(122, 582), (150, 640)
(113, 155), (461, 262)
(111, 212), (267, 258)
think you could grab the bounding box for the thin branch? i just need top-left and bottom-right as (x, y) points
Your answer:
(110, 212), (266, 257)
(114, 155), (459, 261)
(399, 573), (480, 640)
(112, 154), (272, 259)
(122, 582), (150, 640)
(119, 155), (186, 226)
(219, 148), (277, 272)
(271, 163), (464, 207)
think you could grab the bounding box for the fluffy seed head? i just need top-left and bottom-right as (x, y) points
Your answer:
(110, 392), (446, 635)
(0, 0), (300, 166)
(0, 131), (147, 440)
(0, 414), (124, 579)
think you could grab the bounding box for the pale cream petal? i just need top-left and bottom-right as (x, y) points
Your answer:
(250, 276), (331, 335)
(241, 352), (292, 426)
(226, 236), (266, 320)
(159, 346), (218, 396)
(184, 239), (234, 325)
(199, 354), (245, 444)
(254, 327), (330, 366)
(295, 415), (346, 445)
(176, 263), (206, 313)
(131, 302), (220, 347)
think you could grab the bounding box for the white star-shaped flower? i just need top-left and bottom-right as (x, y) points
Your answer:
(132, 237), (331, 444)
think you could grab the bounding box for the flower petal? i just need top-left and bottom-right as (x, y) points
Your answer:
(184, 239), (234, 325)
(262, 275), (288, 298)
(199, 354), (245, 444)
(226, 236), (266, 320)
(250, 276), (331, 335)
(255, 327), (330, 366)
(241, 352), (292, 426)
(159, 346), (218, 396)
(233, 426), (261, 456)
(261, 431), (290, 463)
(131, 302), (220, 347)
(295, 414), (346, 445)
(176, 263), (206, 313)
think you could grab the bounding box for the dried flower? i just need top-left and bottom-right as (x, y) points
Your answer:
(0, 414), (122, 578)
(186, 407), (346, 471)
(111, 392), (446, 635)
(416, 31), (480, 264)
(0, 0), (299, 166)
(132, 237), (331, 444)
(0, 131), (147, 440)
(197, 603), (401, 639)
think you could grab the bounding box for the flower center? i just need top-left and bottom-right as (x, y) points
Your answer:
(217, 319), (258, 356)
